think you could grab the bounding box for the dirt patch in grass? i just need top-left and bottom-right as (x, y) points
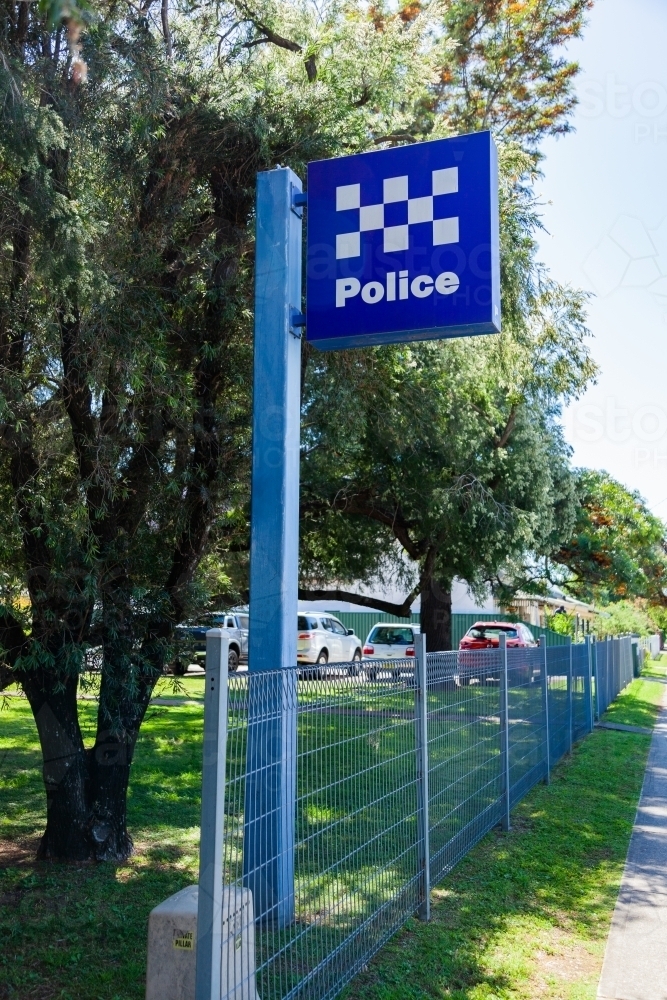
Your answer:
(531, 926), (599, 990)
(0, 838), (41, 867)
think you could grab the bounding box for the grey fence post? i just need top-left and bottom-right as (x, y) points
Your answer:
(540, 636), (550, 785)
(415, 632), (430, 921)
(195, 630), (230, 1000)
(499, 633), (511, 831)
(585, 635), (593, 733)
(567, 636), (573, 754)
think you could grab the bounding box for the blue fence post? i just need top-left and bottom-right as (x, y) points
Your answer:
(540, 636), (550, 785)
(499, 634), (511, 831)
(243, 167), (303, 927)
(567, 636), (573, 754)
(195, 631), (230, 1000)
(591, 636), (600, 725)
(415, 632), (430, 921)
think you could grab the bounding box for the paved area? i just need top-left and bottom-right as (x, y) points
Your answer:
(598, 697), (667, 999)
(596, 721), (654, 736)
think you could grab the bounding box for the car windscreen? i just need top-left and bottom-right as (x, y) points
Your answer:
(196, 614), (224, 627)
(368, 626), (413, 644)
(468, 627), (518, 640)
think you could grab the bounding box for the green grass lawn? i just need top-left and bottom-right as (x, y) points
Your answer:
(0, 658), (663, 1000)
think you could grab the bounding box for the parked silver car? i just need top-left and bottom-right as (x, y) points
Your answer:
(362, 623), (420, 680)
(297, 613), (362, 672)
(174, 609), (249, 673)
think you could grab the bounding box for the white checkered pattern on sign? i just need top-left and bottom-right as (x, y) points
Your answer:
(335, 168), (459, 260)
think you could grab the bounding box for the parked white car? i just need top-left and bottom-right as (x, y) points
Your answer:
(362, 623), (420, 679)
(297, 613), (362, 671)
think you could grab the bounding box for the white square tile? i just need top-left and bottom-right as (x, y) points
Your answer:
(336, 184), (361, 211)
(432, 167), (458, 196)
(433, 216), (459, 245)
(336, 231), (361, 259)
(360, 203), (384, 231)
(384, 225), (409, 253)
(408, 196), (433, 225)
(383, 175), (409, 203)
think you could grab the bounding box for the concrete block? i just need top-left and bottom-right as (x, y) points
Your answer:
(146, 884), (259, 1000)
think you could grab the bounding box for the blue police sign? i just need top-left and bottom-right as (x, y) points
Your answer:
(306, 130), (500, 351)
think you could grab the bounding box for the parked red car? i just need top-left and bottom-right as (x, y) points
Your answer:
(458, 622), (537, 685)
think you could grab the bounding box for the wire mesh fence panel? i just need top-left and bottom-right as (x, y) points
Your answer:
(596, 641), (610, 716)
(507, 647), (546, 806)
(222, 662), (424, 1000)
(621, 637), (633, 690)
(572, 644), (591, 742)
(545, 644), (570, 766)
(426, 651), (503, 886)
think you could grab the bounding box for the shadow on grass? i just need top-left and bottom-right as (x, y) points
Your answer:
(0, 849), (198, 1000)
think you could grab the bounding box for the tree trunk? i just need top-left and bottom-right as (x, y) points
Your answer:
(22, 673), (92, 860)
(23, 658), (158, 861)
(87, 730), (135, 860)
(421, 576), (453, 652)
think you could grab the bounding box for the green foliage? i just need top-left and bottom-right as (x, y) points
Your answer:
(554, 470), (667, 606)
(592, 600), (657, 638)
(436, 0), (594, 150)
(647, 604), (667, 635)
(544, 609), (575, 637)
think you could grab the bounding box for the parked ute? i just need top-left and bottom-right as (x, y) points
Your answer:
(458, 621), (536, 686)
(174, 610), (249, 674)
(363, 623), (420, 680)
(297, 614), (362, 671)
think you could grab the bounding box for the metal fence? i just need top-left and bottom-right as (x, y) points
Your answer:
(198, 634), (637, 1000)
(639, 634), (661, 661)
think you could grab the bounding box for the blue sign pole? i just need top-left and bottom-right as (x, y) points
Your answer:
(243, 167), (303, 927)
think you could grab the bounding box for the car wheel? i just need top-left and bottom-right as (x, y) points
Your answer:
(458, 676), (471, 686)
(228, 648), (239, 672)
(348, 650), (362, 676)
(306, 649), (326, 681)
(172, 659), (187, 676)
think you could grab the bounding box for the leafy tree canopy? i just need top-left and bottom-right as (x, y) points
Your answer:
(553, 470), (667, 606)
(0, 0), (596, 855)
(592, 600), (657, 638)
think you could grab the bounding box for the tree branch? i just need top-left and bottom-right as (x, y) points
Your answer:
(243, 22), (302, 53)
(298, 585), (420, 618)
(494, 404), (518, 449)
(304, 491), (426, 560)
(373, 133), (417, 145)
(161, 0), (172, 58)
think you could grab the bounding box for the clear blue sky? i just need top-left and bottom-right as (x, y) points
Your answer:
(536, 0), (667, 516)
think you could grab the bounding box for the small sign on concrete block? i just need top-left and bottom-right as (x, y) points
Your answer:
(146, 884), (259, 1000)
